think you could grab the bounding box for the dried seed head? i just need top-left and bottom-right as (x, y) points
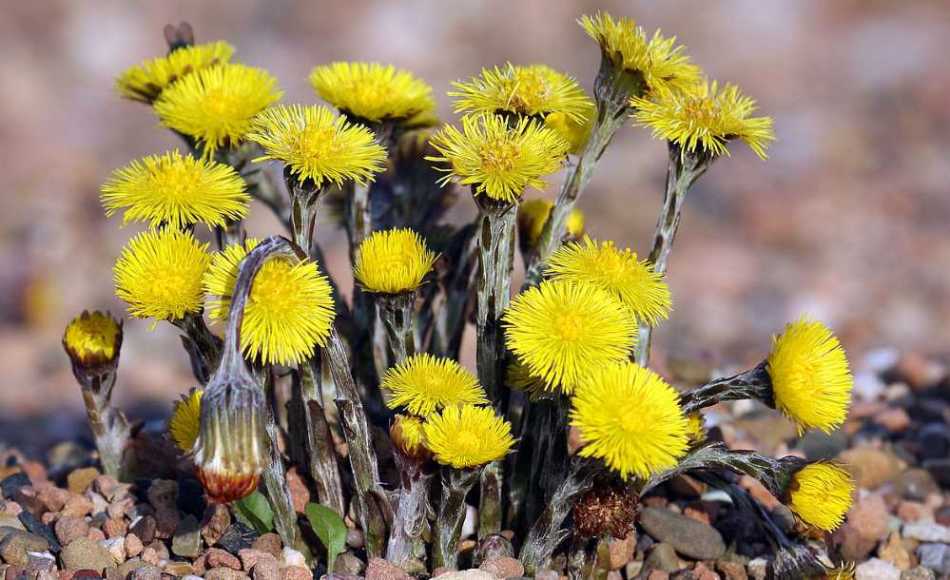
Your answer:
(573, 483), (638, 539)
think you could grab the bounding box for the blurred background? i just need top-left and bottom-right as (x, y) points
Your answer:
(2, 0), (949, 452)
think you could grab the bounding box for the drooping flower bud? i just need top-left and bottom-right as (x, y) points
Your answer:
(63, 310), (123, 380)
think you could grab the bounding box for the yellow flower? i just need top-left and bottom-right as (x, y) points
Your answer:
(517, 198), (585, 246)
(309, 62), (435, 123)
(767, 318), (853, 433)
(169, 388), (203, 453)
(116, 41), (235, 103)
(427, 114), (569, 204)
(570, 361), (689, 480)
(101, 150), (249, 229)
(685, 413), (706, 445)
(545, 237), (671, 326)
(503, 280), (637, 393)
(579, 12), (700, 96)
(816, 563), (856, 580)
(246, 105), (387, 188)
(63, 311), (122, 369)
(631, 80), (775, 160)
(543, 97), (596, 155)
(203, 239), (335, 365)
(390, 414), (429, 459)
(786, 463), (854, 532)
(353, 228), (438, 294)
(382, 353), (487, 417)
(423, 405), (515, 469)
(154, 63), (282, 158)
(450, 63), (593, 122)
(114, 229), (209, 322)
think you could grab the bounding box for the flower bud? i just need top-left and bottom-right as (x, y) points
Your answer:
(63, 310), (123, 379)
(390, 414), (432, 464)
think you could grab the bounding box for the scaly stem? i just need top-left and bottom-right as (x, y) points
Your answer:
(173, 312), (222, 385)
(77, 372), (130, 479)
(386, 456), (433, 567)
(679, 362), (771, 414)
(377, 292), (416, 365)
(433, 467), (481, 570)
(512, 396), (570, 535)
(262, 397), (299, 548)
(298, 360), (346, 516)
(635, 145), (711, 366)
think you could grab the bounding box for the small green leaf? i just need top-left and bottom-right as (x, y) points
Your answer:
(233, 491), (275, 534)
(305, 502), (347, 573)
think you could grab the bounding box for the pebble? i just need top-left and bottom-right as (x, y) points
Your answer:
(55, 516), (90, 545)
(900, 566), (936, 580)
(644, 543), (681, 573)
(66, 469), (99, 495)
(285, 468), (310, 514)
(365, 557), (411, 580)
(281, 547), (307, 568)
(430, 571), (494, 580)
(877, 531), (912, 570)
(479, 556), (524, 578)
(0, 473), (31, 500)
(205, 567), (251, 580)
(17, 511), (59, 552)
(251, 533), (282, 557)
(238, 548), (277, 572)
(202, 504), (231, 547)
(746, 558), (768, 580)
(607, 533), (636, 570)
(103, 537), (125, 564)
(895, 469), (940, 501)
(855, 558), (900, 580)
(639, 507), (726, 560)
(60, 537), (115, 573)
(715, 559), (747, 580)
(848, 494), (889, 542)
(251, 556), (279, 580)
(206, 547), (243, 570)
(838, 447), (905, 489)
(692, 562), (721, 580)
(0, 514), (26, 532)
(129, 564), (164, 580)
(130, 515), (157, 544)
(164, 561), (195, 576)
(916, 543), (949, 575)
(902, 520), (950, 543)
(873, 408), (911, 433)
(218, 522), (258, 554)
(172, 515), (202, 558)
(0, 530), (49, 566)
(61, 495), (94, 519)
(279, 566), (311, 580)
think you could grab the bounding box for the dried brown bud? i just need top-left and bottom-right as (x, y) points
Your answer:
(573, 483), (638, 539)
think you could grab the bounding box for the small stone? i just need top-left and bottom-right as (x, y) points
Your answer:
(476, 533), (513, 562)
(873, 408), (911, 433)
(878, 532), (913, 570)
(125, 533), (143, 557)
(103, 537), (125, 564)
(117, 557), (148, 577)
(902, 520), (950, 543)
(130, 516), (157, 544)
(252, 556), (279, 580)
(205, 547), (242, 570)
(639, 507), (725, 560)
(692, 562), (721, 580)
(206, 568), (250, 580)
(0, 473), (31, 500)
(333, 552), (364, 575)
(145, 480), (177, 512)
(430, 572), (494, 580)
(0, 514), (26, 533)
(848, 494), (890, 542)
(34, 483), (69, 513)
(747, 558), (768, 580)
(102, 518), (127, 540)
(61, 495), (94, 519)
(56, 517), (90, 545)
(107, 497), (134, 521)
(716, 560), (747, 580)
(855, 558), (900, 580)
(285, 469), (309, 515)
(897, 501), (931, 522)
(60, 537), (115, 573)
(239, 548), (277, 572)
(218, 522), (258, 554)
(128, 565), (163, 580)
(0, 530), (49, 566)
(279, 566), (311, 580)
(645, 543), (681, 573)
(646, 571), (670, 580)
(92, 476), (120, 501)
(836, 522), (878, 561)
(479, 556), (524, 578)
(895, 469), (940, 501)
(916, 543), (949, 575)
(202, 504), (231, 546)
(25, 550), (56, 574)
(172, 515), (202, 558)
(153, 508), (179, 540)
(164, 561), (195, 576)
(18, 511), (59, 553)
(607, 533), (636, 570)
(535, 569), (560, 580)
(365, 557), (411, 580)
(86, 528), (106, 542)
(344, 530), (363, 549)
(66, 469), (99, 495)
(900, 566), (936, 580)
(838, 447), (904, 489)
(281, 547), (306, 568)
(251, 533), (282, 557)
(141, 546), (160, 566)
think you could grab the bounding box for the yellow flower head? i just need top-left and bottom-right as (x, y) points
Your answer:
(114, 229), (209, 322)
(571, 361), (689, 480)
(204, 239), (335, 365)
(390, 414), (429, 459)
(545, 237), (671, 326)
(423, 405), (515, 469)
(154, 63), (282, 158)
(817, 563), (856, 580)
(247, 105), (387, 188)
(116, 41), (235, 103)
(579, 12), (700, 96)
(631, 80), (775, 160)
(504, 280), (637, 394)
(63, 310), (122, 369)
(450, 64), (593, 122)
(543, 97), (596, 155)
(101, 150), (249, 229)
(786, 462), (855, 532)
(517, 198), (585, 246)
(169, 387), (203, 453)
(427, 114), (569, 204)
(382, 353), (487, 417)
(353, 228), (438, 294)
(767, 318), (853, 433)
(309, 62), (435, 123)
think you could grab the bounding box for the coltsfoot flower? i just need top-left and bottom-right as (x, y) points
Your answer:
(579, 12), (700, 96)
(114, 228), (210, 322)
(450, 64), (592, 122)
(247, 104), (387, 188)
(63, 310), (123, 371)
(390, 414), (430, 461)
(309, 62), (435, 123)
(101, 150), (249, 229)
(204, 239), (335, 365)
(517, 198), (585, 247)
(116, 41), (235, 103)
(631, 80), (775, 160)
(169, 387), (203, 453)
(570, 361), (689, 480)
(353, 228), (438, 294)
(766, 318), (853, 433)
(503, 280), (636, 393)
(545, 237), (671, 325)
(427, 114), (569, 204)
(154, 63), (282, 158)
(382, 353), (487, 417)
(785, 462), (855, 532)
(422, 405), (515, 469)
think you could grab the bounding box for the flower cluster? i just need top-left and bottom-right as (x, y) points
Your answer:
(63, 12), (851, 578)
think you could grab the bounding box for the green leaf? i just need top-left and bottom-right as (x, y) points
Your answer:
(233, 491), (275, 534)
(305, 503), (347, 573)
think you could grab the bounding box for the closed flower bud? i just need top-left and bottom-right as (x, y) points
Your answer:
(390, 414), (432, 464)
(63, 310), (123, 378)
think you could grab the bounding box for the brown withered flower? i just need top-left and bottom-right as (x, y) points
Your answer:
(573, 482), (639, 539)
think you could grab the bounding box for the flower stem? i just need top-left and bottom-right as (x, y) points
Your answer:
(635, 145), (710, 367)
(377, 292), (416, 365)
(76, 372), (130, 479)
(433, 467), (481, 570)
(296, 359), (346, 516)
(173, 312), (222, 385)
(678, 362), (771, 414)
(386, 456), (433, 567)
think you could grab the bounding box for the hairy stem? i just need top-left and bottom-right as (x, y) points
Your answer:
(77, 372), (130, 479)
(386, 457), (433, 567)
(679, 362), (772, 415)
(377, 292), (416, 366)
(173, 312), (222, 385)
(433, 467), (481, 570)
